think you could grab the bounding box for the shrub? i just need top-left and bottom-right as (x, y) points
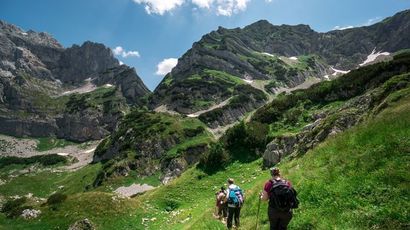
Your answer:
(183, 126), (205, 137)
(164, 199), (180, 212)
(0, 154), (67, 168)
(47, 192), (67, 211)
(198, 142), (230, 173)
(1, 197), (32, 218)
(47, 193), (67, 206)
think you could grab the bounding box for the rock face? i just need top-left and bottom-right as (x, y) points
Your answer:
(151, 10), (410, 119)
(0, 20), (150, 141)
(55, 41), (119, 84)
(93, 65), (149, 105)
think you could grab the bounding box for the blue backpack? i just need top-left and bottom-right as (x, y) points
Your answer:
(228, 187), (244, 207)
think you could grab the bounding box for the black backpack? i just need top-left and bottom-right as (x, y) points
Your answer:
(269, 179), (299, 211)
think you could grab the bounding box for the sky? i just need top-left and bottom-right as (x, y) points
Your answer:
(1, 0), (409, 91)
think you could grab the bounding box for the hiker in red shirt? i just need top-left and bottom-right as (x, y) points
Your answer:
(260, 167), (299, 230)
(215, 186), (227, 220)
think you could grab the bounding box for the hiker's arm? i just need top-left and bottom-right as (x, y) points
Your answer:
(260, 190), (269, 201)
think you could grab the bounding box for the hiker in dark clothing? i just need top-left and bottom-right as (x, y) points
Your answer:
(225, 178), (244, 229)
(261, 167), (298, 230)
(215, 186), (227, 220)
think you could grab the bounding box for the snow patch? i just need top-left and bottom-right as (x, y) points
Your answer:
(83, 148), (96, 154)
(61, 82), (97, 95)
(261, 52), (275, 57)
(104, 84), (114, 88)
(187, 114), (198, 118)
(331, 67), (350, 76)
(289, 56), (298, 60)
(323, 75), (329, 80)
(359, 48), (390, 66)
(21, 32), (28, 36)
(244, 79), (253, 84)
(56, 153), (69, 156)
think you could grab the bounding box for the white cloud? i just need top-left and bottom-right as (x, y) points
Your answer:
(133, 0), (185, 15)
(112, 46), (140, 58)
(132, 0), (252, 16)
(363, 17), (382, 26)
(192, 0), (214, 8)
(194, 0), (250, 16)
(156, 58), (178, 75)
(333, 16), (382, 31)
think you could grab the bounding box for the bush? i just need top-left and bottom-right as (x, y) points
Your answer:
(198, 142), (230, 173)
(47, 192), (67, 211)
(0, 154), (67, 168)
(1, 197), (32, 218)
(47, 193), (67, 206)
(224, 121), (269, 153)
(183, 126), (205, 137)
(163, 199), (180, 212)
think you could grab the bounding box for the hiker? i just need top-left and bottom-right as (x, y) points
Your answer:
(260, 167), (299, 230)
(215, 186), (227, 220)
(225, 178), (244, 229)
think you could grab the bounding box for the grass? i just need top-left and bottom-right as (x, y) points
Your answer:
(204, 69), (244, 85)
(138, 93), (410, 230)
(166, 133), (214, 158)
(0, 163), (101, 197)
(0, 94), (409, 229)
(35, 137), (76, 151)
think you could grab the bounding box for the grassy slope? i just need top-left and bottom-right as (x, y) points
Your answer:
(0, 84), (409, 230)
(137, 94), (410, 230)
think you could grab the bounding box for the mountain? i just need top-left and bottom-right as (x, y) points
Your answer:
(1, 50), (409, 230)
(0, 20), (149, 141)
(150, 10), (410, 129)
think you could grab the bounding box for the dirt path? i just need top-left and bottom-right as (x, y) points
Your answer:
(154, 105), (180, 116)
(187, 97), (233, 118)
(274, 77), (322, 94)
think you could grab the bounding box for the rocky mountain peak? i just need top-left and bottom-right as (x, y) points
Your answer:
(0, 20), (62, 49)
(55, 41), (119, 84)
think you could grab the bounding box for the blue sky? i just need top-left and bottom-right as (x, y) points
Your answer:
(1, 0), (409, 90)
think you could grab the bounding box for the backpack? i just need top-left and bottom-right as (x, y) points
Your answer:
(227, 187), (244, 207)
(217, 191), (226, 204)
(269, 179), (299, 211)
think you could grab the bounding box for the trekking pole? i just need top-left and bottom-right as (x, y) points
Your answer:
(255, 193), (261, 230)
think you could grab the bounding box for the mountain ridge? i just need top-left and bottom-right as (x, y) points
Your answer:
(0, 20), (150, 141)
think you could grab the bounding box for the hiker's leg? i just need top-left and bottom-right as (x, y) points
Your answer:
(278, 211), (292, 230)
(268, 207), (280, 230)
(223, 205), (228, 218)
(227, 207), (234, 229)
(234, 207), (241, 227)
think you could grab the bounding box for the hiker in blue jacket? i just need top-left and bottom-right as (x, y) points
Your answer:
(225, 178), (244, 229)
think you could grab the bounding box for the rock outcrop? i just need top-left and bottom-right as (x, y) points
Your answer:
(68, 218), (95, 230)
